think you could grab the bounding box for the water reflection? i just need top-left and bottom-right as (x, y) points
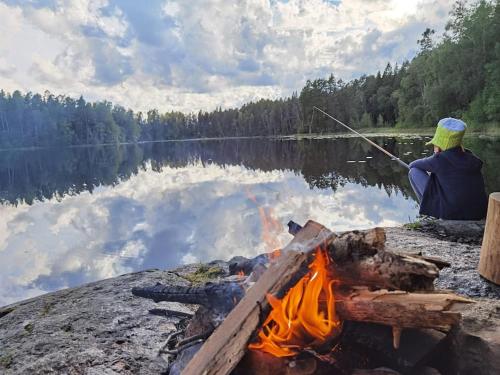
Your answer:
(1, 136), (499, 306)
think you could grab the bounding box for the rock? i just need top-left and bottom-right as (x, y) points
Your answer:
(431, 219), (484, 239)
(0, 226), (499, 374)
(0, 270), (195, 374)
(385, 227), (500, 299)
(407, 218), (485, 245)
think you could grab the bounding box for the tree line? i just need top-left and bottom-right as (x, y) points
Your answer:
(0, 0), (498, 149)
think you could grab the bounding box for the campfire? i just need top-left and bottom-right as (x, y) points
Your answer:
(132, 220), (473, 375)
(248, 247), (341, 358)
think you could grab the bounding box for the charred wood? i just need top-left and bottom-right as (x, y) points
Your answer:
(131, 281), (244, 312)
(289, 221), (440, 291)
(331, 250), (440, 292)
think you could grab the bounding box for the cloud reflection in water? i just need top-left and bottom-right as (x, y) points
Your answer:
(0, 162), (418, 306)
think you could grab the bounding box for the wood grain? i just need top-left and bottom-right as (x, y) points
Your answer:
(479, 192), (500, 284)
(334, 287), (473, 331)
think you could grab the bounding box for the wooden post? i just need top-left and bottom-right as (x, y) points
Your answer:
(479, 192), (500, 285)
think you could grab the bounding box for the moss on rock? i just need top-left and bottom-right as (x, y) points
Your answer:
(183, 265), (225, 284)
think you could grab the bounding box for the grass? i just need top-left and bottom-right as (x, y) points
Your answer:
(465, 122), (500, 136)
(359, 125), (500, 136)
(184, 264), (225, 284)
(404, 216), (438, 230)
(356, 126), (436, 135)
(403, 221), (423, 230)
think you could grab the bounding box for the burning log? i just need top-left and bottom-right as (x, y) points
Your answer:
(182, 221), (431, 375)
(289, 221), (441, 291)
(131, 220), (471, 374)
(181, 220), (336, 375)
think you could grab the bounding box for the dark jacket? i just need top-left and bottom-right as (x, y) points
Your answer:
(409, 147), (488, 220)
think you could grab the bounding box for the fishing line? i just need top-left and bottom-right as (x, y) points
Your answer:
(312, 106), (410, 169)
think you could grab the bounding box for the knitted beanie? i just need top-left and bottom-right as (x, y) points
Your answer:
(426, 118), (467, 151)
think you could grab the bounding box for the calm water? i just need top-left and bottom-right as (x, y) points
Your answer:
(1, 135), (499, 306)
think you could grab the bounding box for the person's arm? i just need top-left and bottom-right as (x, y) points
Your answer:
(409, 154), (439, 173)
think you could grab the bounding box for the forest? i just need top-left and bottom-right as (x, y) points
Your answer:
(0, 0), (499, 148)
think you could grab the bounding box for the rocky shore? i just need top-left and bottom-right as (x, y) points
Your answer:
(1, 226), (499, 374)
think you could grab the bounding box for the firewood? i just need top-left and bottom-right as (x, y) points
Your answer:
(181, 221), (466, 374)
(334, 287), (474, 331)
(289, 223), (441, 291)
(324, 227), (440, 291)
(330, 250), (440, 291)
(403, 252), (451, 270)
(181, 220), (336, 375)
(132, 281), (244, 311)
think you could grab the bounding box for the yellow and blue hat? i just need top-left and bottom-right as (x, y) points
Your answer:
(426, 118), (467, 151)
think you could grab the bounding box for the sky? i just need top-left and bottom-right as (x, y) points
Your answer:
(0, 0), (455, 113)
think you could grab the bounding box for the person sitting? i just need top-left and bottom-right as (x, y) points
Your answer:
(408, 118), (488, 220)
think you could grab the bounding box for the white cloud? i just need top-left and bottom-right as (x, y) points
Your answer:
(0, 0), (455, 111)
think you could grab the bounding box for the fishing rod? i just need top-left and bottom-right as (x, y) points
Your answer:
(313, 106), (410, 169)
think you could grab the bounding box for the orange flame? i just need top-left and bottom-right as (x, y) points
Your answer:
(258, 206), (283, 252)
(268, 249), (282, 261)
(246, 188), (284, 253)
(248, 247), (341, 357)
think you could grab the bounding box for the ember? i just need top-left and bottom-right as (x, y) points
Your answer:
(249, 247), (341, 357)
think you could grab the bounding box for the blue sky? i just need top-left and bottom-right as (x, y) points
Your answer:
(0, 0), (454, 112)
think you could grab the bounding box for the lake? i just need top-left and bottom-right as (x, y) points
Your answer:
(1, 135), (499, 306)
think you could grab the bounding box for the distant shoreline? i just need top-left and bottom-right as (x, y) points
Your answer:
(1, 127), (499, 152)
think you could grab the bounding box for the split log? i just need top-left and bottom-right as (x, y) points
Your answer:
(181, 220), (336, 375)
(479, 192), (500, 285)
(288, 221), (441, 291)
(403, 253), (451, 270)
(330, 250), (440, 292)
(334, 287), (474, 331)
